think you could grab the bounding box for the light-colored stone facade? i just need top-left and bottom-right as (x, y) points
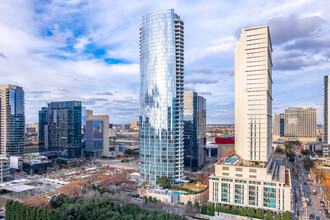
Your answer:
(235, 26), (272, 165)
(209, 161), (292, 212)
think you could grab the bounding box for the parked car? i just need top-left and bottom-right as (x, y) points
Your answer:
(318, 209), (322, 213)
(316, 216), (320, 220)
(309, 213), (315, 219)
(318, 195), (321, 199)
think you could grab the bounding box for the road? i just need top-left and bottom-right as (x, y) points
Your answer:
(291, 146), (327, 220)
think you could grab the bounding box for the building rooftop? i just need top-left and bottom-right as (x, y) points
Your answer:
(1, 184), (35, 193)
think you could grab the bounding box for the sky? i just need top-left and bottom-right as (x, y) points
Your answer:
(0, 0), (330, 124)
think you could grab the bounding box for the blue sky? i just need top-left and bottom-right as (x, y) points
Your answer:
(0, 0), (329, 124)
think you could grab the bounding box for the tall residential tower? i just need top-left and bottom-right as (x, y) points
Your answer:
(209, 26), (292, 213)
(139, 9), (184, 184)
(235, 26), (273, 166)
(0, 85), (25, 156)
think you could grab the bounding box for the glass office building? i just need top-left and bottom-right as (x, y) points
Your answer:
(139, 9), (184, 184)
(39, 101), (82, 158)
(85, 119), (104, 157)
(183, 91), (206, 171)
(0, 85), (25, 156)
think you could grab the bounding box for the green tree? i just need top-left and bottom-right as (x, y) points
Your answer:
(239, 207), (247, 216)
(156, 176), (171, 189)
(283, 211), (292, 220)
(247, 208), (255, 217)
(223, 205), (231, 213)
(215, 204), (222, 213)
(201, 204), (208, 215)
(232, 206), (239, 215)
(194, 201), (199, 208)
(187, 201), (192, 205)
(275, 214), (282, 220)
(256, 209), (264, 219)
(207, 203), (215, 216)
(265, 212), (273, 220)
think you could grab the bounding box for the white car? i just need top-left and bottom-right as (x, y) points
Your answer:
(318, 195), (321, 199)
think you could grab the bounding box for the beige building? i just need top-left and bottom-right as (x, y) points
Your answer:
(210, 26), (292, 213)
(284, 107), (316, 139)
(235, 26), (272, 165)
(130, 121), (138, 129)
(273, 114), (284, 137)
(0, 85), (25, 156)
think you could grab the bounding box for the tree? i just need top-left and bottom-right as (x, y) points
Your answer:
(232, 206), (239, 215)
(125, 149), (134, 157)
(247, 208), (255, 217)
(283, 211), (292, 220)
(156, 176), (171, 189)
(255, 209), (264, 219)
(207, 203), (215, 216)
(265, 212), (273, 220)
(215, 204), (222, 213)
(194, 201), (199, 208)
(223, 205), (231, 213)
(239, 207), (247, 216)
(187, 201), (192, 205)
(275, 214), (282, 220)
(201, 204), (208, 215)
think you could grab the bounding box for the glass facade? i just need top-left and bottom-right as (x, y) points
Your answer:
(183, 91), (206, 171)
(85, 119), (103, 157)
(39, 101), (82, 158)
(139, 9), (184, 184)
(325, 75), (329, 144)
(0, 85), (25, 156)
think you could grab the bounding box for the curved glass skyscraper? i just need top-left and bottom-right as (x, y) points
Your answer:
(139, 9), (184, 184)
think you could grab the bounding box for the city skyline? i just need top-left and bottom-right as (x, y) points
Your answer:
(1, 1), (330, 124)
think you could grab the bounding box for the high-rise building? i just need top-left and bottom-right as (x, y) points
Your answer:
(139, 9), (184, 184)
(273, 114), (285, 137)
(209, 26), (292, 213)
(183, 91), (206, 171)
(284, 107), (316, 139)
(38, 101), (82, 158)
(0, 85), (25, 156)
(235, 26), (273, 165)
(85, 114), (109, 157)
(325, 76), (330, 144)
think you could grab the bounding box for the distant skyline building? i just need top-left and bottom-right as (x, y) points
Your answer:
(273, 114), (285, 137)
(39, 101), (82, 158)
(325, 75), (330, 144)
(130, 121), (138, 129)
(235, 26), (273, 165)
(139, 9), (184, 184)
(183, 91), (206, 171)
(85, 114), (109, 157)
(284, 107), (316, 139)
(0, 85), (25, 156)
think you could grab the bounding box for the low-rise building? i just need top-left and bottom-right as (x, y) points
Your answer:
(0, 156), (10, 182)
(321, 169), (330, 186)
(323, 144), (330, 157)
(209, 156), (292, 213)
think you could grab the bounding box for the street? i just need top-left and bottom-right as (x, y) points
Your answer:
(290, 146), (327, 220)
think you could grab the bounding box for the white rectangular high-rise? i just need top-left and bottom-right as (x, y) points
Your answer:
(235, 26), (273, 165)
